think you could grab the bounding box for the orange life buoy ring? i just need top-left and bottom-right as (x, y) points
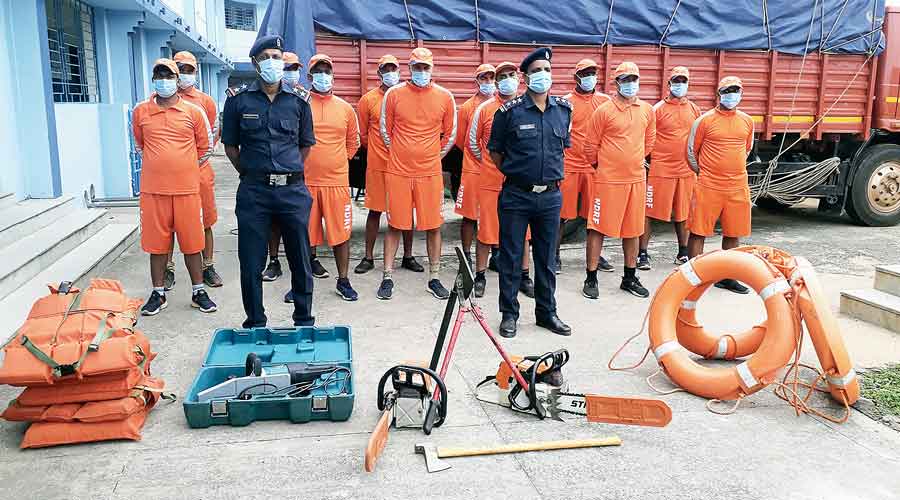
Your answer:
(676, 282), (767, 360)
(649, 250), (799, 401)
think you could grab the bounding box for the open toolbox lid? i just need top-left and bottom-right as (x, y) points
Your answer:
(201, 326), (352, 367)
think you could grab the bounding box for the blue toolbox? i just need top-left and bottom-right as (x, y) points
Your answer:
(183, 326), (353, 428)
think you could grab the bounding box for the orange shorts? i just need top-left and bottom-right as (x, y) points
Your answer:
(560, 170), (595, 220)
(588, 181), (646, 239)
(364, 168), (387, 212)
(385, 173), (444, 231)
(476, 188), (529, 246)
(646, 175), (695, 222)
(308, 186), (353, 247)
(199, 164), (217, 228)
(454, 170), (480, 220)
(140, 193), (204, 255)
(688, 184), (752, 238)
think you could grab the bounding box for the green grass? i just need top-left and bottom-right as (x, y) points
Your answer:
(860, 364), (900, 417)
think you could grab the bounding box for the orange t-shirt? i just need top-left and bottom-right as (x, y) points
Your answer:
(563, 90), (610, 174)
(381, 82), (457, 177)
(358, 86), (389, 172)
(688, 107), (755, 191)
(456, 93), (491, 174)
(132, 94), (212, 195)
(469, 96), (508, 191)
(178, 86), (218, 167)
(650, 97), (701, 179)
(304, 93), (361, 187)
(585, 95), (656, 184)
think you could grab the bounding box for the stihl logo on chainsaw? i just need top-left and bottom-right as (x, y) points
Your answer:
(570, 399), (586, 409)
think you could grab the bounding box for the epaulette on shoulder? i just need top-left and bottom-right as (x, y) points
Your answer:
(553, 96), (573, 109)
(286, 85), (311, 103)
(225, 84), (248, 98)
(499, 96), (525, 113)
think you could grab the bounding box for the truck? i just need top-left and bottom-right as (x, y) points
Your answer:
(262, 0), (900, 226)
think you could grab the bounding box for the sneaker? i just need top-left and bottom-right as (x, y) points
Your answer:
(715, 278), (750, 294)
(311, 258), (330, 279)
(284, 290), (294, 303)
(376, 279), (394, 300)
(191, 289), (218, 313)
(401, 256), (424, 272)
(674, 253), (689, 264)
(637, 251), (652, 271)
(474, 273), (487, 298)
(141, 291), (167, 316)
(354, 258), (375, 274)
(262, 258), (283, 282)
(335, 278), (359, 301)
(598, 256), (614, 272)
(519, 274), (535, 298)
(488, 253), (499, 272)
(555, 254), (562, 275)
(427, 279), (450, 300)
(203, 265), (223, 287)
(620, 277), (650, 298)
(163, 268), (176, 291)
(582, 278), (599, 299)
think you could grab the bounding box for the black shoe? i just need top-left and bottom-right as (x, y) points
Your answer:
(354, 258), (375, 274)
(598, 256), (614, 272)
(262, 259), (282, 282)
(536, 315), (572, 336)
(499, 316), (517, 338)
(310, 258), (330, 279)
(427, 279), (450, 300)
(376, 279), (394, 300)
(582, 278), (599, 299)
(335, 278), (359, 301)
(203, 265), (223, 287)
(488, 253), (499, 272)
(555, 254), (562, 275)
(674, 254), (689, 264)
(519, 274), (535, 298)
(637, 251), (652, 271)
(620, 277), (650, 298)
(163, 268), (176, 291)
(474, 273), (486, 298)
(191, 289), (218, 313)
(141, 291), (167, 316)
(401, 256), (424, 272)
(715, 278), (750, 294)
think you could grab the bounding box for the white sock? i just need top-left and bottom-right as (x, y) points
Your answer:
(192, 284), (204, 295)
(153, 286), (166, 297)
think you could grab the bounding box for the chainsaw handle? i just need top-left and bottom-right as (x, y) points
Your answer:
(376, 365), (448, 428)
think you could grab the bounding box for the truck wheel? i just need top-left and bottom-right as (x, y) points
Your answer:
(848, 144), (900, 226)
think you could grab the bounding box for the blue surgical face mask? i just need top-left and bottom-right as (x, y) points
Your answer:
(411, 70), (432, 87)
(381, 71), (400, 87)
(153, 78), (177, 98)
(618, 80), (639, 98)
(311, 72), (333, 92)
(670, 82), (688, 98)
(720, 91), (742, 109)
(497, 77), (518, 96)
(479, 82), (496, 96)
(578, 75), (597, 92)
(527, 71), (552, 94)
(177, 74), (196, 90)
(257, 57), (284, 84)
(283, 70), (300, 86)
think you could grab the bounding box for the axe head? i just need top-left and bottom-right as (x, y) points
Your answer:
(414, 443), (451, 473)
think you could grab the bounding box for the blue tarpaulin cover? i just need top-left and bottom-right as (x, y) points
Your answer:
(260, 0), (886, 57)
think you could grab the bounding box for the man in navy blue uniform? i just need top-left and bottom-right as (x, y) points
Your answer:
(221, 35), (317, 328)
(487, 47), (573, 338)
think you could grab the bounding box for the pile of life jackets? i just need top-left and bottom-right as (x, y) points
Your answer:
(0, 279), (166, 448)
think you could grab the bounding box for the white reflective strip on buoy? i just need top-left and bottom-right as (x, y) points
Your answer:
(681, 300), (697, 310)
(759, 279), (790, 301)
(827, 369), (857, 388)
(736, 362), (758, 389)
(653, 341), (681, 361)
(679, 261), (702, 286)
(714, 337), (729, 359)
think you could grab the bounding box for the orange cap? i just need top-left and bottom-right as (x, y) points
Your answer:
(494, 61), (518, 74)
(283, 52), (301, 68)
(308, 53), (333, 70)
(670, 66), (690, 80)
(378, 54), (400, 68)
(152, 58), (179, 76)
(718, 76), (743, 90)
(173, 51), (197, 69)
(409, 47), (434, 67)
(474, 63), (496, 77)
(613, 61), (640, 79)
(574, 58), (599, 74)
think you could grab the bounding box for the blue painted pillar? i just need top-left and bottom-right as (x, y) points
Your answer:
(94, 8), (144, 105)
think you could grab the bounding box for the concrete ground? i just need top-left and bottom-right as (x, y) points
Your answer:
(2, 154), (900, 500)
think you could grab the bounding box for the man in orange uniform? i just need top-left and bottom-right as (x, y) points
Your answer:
(133, 58), (217, 316)
(560, 59), (611, 275)
(687, 76), (755, 294)
(638, 66), (701, 269)
(468, 61), (534, 299)
(454, 63), (496, 263)
(283, 54), (361, 302)
(353, 55), (422, 275)
(584, 61), (656, 299)
(377, 47), (456, 300)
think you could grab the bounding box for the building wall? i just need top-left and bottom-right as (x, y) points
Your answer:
(0, 0), (25, 198)
(55, 104), (105, 196)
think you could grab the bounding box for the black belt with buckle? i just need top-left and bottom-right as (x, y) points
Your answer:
(505, 179), (560, 194)
(241, 172), (302, 186)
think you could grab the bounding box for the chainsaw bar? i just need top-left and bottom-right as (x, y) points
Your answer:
(546, 390), (672, 428)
